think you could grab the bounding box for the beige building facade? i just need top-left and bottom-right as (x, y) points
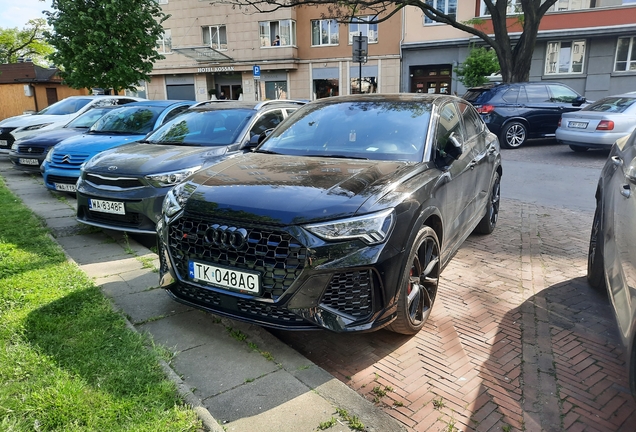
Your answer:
(148, 1), (402, 101)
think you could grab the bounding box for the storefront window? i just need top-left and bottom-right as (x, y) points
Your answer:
(350, 77), (377, 94)
(314, 79), (339, 99)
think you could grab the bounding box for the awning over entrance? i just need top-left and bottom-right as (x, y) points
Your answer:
(172, 46), (233, 62)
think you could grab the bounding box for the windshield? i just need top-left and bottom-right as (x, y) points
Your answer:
(90, 106), (162, 134)
(37, 98), (93, 115)
(259, 101), (431, 162)
(144, 109), (253, 146)
(584, 97), (636, 113)
(64, 107), (115, 128)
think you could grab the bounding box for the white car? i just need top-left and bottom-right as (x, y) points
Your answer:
(556, 91), (636, 152)
(0, 95), (144, 153)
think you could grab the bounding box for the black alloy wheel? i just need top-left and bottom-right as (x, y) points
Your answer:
(474, 171), (501, 235)
(587, 204), (605, 290)
(388, 226), (440, 335)
(500, 121), (527, 149)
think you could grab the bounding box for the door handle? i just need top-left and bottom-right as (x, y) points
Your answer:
(611, 156), (623, 166)
(621, 184), (631, 198)
(468, 161), (477, 170)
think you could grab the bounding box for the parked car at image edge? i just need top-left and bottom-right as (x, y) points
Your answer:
(0, 95), (143, 153)
(556, 92), (636, 152)
(8, 106), (120, 173)
(587, 129), (636, 399)
(41, 100), (195, 193)
(76, 99), (305, 234)
(463, 82), (587, 149)
(157, 94), (502, 334)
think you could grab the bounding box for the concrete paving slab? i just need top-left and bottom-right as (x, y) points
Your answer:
(96, 269), (162, 297)
(108, 287), (190, 324)
(80, 256), (145, 278)
(171, 332), (280, 400)
(207, 369), (337, 431)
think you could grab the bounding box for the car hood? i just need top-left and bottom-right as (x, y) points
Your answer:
(0, 114), (72, 128)
(52, 132), (146, 155)
(15, 128), (85, 146)
(182, 152), (421, 225)
(84, 143), (233, 175)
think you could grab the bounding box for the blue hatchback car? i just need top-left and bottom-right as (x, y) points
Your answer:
(41, 100), (195, 193)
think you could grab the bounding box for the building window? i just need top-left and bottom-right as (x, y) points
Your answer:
(349, 17), (378, 44)
(203, 25), (227, 50)
(424, 0), (457, 24)
(156, 29), (171, 54)
(311, 19), (339, 46)
(259, 20), (296, 47)
(545, 41), (585, 75)
(314, 79), (339, 99)
(480, 0), (521, 16)
(615, 36), (636, 72)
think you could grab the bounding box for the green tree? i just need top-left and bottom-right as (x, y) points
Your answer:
(0, 19), (54, 65)
(44, 0), (169, 93)
(455, 45), (500, 88)
(220, 0), (559, 83)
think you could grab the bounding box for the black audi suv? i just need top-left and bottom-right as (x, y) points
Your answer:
(158, 94), (502, 334)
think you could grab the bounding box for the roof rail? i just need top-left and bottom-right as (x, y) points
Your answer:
(190, 99), (234, 109)
(253, 99), (307, 109)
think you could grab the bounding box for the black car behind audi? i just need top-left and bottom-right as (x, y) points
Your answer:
(463, 82), (586, 149)
(158, 94), (502, 334)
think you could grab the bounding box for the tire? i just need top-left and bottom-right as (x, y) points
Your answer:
(387, 226), (440, 335)
(499, 121), (527, 149)
(474, 171), (501, 235)
(587, 204), (605, 290)
(569, 144), (589, 152)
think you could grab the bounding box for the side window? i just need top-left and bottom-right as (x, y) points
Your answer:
(435, 102), (463, 160)
(524, 85), (550, 103)
(250, 110), (284, 137)
(501, 87), (520, 103)
(162, 106), (190, 124)
(548, 85), (579, 103)
(458, 102), (482, 141)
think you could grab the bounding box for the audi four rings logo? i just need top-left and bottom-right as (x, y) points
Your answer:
(205, 225), (248, 249)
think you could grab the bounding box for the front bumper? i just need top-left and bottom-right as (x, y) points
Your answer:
(42, 163), (80, 192)
(76, 176), (167, 234)
(9, 149), (47, 173)
(157, 211), (405, 333)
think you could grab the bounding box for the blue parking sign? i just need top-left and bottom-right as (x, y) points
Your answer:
(253, 65), (261, 80)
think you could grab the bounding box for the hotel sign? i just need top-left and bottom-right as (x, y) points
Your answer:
(198, 66), (235, 73)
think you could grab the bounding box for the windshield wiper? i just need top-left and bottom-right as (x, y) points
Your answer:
(255, 149), (280, 155)
(306, 154), (369, 160)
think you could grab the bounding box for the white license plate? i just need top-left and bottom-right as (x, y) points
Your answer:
(89, 199), (125, 215)
(19, 158), (39, 165)
(54, 183), (77, 192)
(189, 260), (260, 294)
(568, 121), (588, 129)
(0, 139), (7, 146)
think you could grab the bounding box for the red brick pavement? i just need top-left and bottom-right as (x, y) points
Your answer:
(272, 200), (636, 431)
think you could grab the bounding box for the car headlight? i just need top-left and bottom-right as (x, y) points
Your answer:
(44, 150), (54, 162)
(19, 123), (53, 132)
(162, 182), (196, 218)
(11, 140), (22, 150)
(145, 166), (202, 187)
(303, 208), (395, 245)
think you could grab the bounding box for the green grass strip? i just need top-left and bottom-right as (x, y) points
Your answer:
(0, 177), (201, 431)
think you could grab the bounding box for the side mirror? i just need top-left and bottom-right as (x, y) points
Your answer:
(573, 96), (586, 107)
(447, 134), (463, 160)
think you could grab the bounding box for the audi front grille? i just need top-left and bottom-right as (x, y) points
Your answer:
(168, 214), (308, 300)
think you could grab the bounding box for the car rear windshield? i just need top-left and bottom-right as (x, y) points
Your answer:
(37, 98), (93, 115)
(144, 109), (253, 146)
(259, 101), (431, 162)
(90, 106), (164, 134)
(462, 89), (492, 104)
(584, 97), (636, 113)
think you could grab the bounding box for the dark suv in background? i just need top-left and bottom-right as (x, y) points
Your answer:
(463, 82), (587, 149)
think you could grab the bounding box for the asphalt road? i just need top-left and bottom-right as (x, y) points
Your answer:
(500, 138), (609, 213)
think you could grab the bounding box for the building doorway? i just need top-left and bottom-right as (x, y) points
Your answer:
(410, 65), (452, 95)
